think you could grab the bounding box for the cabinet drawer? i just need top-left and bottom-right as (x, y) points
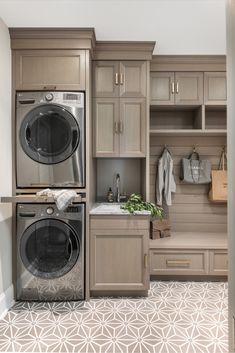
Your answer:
(209, 250), (228, 275)
(90, 216), (149, 230)
(150, 250), (208, 275)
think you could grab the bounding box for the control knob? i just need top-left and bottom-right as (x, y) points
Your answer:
(45, 93), (54, 102)
(46, 207), (54, 215)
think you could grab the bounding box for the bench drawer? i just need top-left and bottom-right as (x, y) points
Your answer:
(209, 250), (228, 276)
(150, 249), (208, 275)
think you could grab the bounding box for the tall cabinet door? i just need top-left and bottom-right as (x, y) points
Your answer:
(94, 98), (119, 157)
(175, 72), (203, 105)
(120, 98), (146, 157)
(150, 72), (175, 105)
(93, 61), (120, 97)
(120, 61), (147, 98)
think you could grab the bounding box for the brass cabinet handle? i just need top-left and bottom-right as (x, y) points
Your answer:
(119, 121), (124, 133)
(120, 73), (124, 85)
(114, 122), (119, 134)
(166, 259), (190, 267)
(176, 82), (179, 94)
(144, 254), (148, 268)
(171, 82), (175, 94)
(115, 73), (119, 85)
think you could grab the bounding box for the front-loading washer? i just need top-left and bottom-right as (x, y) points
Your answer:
(16, 203), (85, 301)
(16, 91), (85, 189)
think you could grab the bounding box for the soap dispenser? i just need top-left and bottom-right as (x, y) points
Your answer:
(107, 187), (114, 203)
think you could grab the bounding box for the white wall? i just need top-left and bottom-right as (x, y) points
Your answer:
(0, 0), (226, 54)
(0, 17), (13, 317)
(227, 0), (235, 350)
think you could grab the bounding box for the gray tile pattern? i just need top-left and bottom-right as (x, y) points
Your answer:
(0, 281), (228, 353)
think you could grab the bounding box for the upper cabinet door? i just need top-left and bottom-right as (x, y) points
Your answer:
(204, 72), (227, 105)
(119, 61), (147, 98)
(93, 61), (120, 98)
(150, 72), (175, 105)
(14, 50), (86, 90)
(175, 72), (203, 105)
(94, 98), (119, 157)
(119, 98), (146, 157)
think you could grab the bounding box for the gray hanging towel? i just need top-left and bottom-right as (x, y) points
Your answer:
(156, 148), (176, 206)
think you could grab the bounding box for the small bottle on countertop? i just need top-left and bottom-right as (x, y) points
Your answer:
(107, 187), (114, 203)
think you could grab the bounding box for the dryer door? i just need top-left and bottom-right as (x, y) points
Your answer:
(20, 219), (80, 279)
(19, 104), (80, 164)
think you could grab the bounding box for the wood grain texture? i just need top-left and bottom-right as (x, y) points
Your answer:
(149, 135), (227, 233)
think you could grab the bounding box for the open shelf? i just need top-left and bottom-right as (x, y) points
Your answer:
(205, 105), (227, 130)
(149, 129), (227, 136)
(150, 106), (202, 131)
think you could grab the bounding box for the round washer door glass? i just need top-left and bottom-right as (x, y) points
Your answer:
(20, 219), (80, 279)
(20, 104), (80, 164)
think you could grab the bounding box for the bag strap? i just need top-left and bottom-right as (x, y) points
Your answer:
(188, 151), (200, 160)
(219, 149), (227, 171)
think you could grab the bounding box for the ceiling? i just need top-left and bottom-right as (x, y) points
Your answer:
(0, 0), (226, 54)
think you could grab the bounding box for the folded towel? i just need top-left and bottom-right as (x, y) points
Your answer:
(36, 189), (77, 211)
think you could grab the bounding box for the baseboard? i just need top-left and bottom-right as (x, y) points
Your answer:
(0, 284), (14, 319)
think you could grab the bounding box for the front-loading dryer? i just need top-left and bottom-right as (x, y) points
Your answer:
(16, 91), (85, 189)
(16, 203), (85, 301)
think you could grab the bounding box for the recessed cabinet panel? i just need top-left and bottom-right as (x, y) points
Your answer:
(93, 61), (119, 97)
(150, 72), (175, 105)
(94, 98), (119, 157)
(175, 72), (203, 105)
(120, 98), (146, 157)
(90, 218), (149, 292)
(15, 50), (86, 90)
(120, 61), (147, 97)
(209, 250), (228, 276)
(204, 72), (227, 105)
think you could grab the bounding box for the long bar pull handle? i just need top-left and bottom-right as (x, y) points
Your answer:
(115, 73), (119, 85)
(114, 122), (119, 134)
(176, 82), (179, 94)
(166, 259), (190, 267)
(119, 122), (123, 133)
(144, 254), (148, 268)
(120, 73), (124, 85)
(171, 82), (175, 94)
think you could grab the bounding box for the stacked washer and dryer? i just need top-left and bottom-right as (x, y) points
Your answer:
(15, 91), (86, 301)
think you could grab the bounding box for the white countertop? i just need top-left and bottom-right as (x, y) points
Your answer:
(90, 203), (151, 216)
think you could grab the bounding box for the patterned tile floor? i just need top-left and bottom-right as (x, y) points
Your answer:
(0, 281), (228, 353)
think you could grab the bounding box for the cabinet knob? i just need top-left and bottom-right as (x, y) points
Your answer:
(171, 82), (175, 94)
(119, 121), (124, 133)
(114, 122), (119, 134)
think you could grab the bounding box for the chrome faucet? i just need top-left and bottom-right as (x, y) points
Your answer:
(116, 173), (120, 203)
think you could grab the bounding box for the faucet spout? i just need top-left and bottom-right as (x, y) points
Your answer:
(116, 173), (120, 203)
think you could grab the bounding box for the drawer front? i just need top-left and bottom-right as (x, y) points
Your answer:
(90, 216), (149, 230)
(209, 250), (228, 275)
(150, 250), (208, 275)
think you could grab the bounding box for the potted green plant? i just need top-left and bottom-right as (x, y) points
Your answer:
(121, 193), (163, 218)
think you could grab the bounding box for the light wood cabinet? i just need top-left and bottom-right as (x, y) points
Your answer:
(94, 98), (146, 157)
(150, 71), (203, 105)
(14, 49), (86, 90)
(93, 60), (147, 98)
(209, 250), (228, 276)
(90, 216), (149, 293)
(204, 72), (227, 105)
(150, 249), (208, 276)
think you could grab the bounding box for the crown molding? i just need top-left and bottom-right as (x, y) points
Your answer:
(151, 55), (226, 71)
(94, 41), (156, 60)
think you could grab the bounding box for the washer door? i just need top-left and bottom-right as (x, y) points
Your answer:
(20, 219), (80, 279)
(19, 104), (80, 164)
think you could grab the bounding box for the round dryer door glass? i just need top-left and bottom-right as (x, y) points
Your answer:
(20, 219), (80, 279)
(19, 104), (80, 164)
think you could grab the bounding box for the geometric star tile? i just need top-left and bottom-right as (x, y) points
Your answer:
(0, 281), (228, 353)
